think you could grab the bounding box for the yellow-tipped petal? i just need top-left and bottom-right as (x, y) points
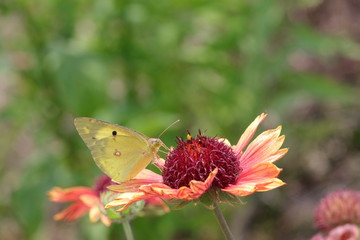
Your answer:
(233, 113), (268, 156)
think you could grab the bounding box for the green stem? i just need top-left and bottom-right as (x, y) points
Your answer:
(122, 220), (134, 240)
(213, 201), (235, 240)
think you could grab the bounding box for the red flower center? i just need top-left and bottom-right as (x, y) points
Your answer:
(162, 133), (242, 189)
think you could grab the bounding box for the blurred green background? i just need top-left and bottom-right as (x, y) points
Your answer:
(1, 0), (359, 239)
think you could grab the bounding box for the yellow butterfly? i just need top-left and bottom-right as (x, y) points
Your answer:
(74, 117), (163, 183)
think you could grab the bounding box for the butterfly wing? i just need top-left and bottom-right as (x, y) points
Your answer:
(74, 117), (154, 182)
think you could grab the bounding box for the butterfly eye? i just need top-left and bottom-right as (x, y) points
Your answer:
(112, 131), (117, 136)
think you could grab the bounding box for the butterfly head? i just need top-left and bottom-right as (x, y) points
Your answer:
(148, 138), (164, 152)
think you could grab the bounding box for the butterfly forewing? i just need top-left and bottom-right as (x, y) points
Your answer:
(74, 117), (155, 182)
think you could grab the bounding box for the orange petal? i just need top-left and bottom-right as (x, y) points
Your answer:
(142, 168), (218, 200)
(254, 178), (285, 191)
(53, 202), (89, 221)
(134, 169), (163, 181)
(222, 178), (285, 196)
(105, 199), (129, 209)
(48, 187), (96, 202)
(80, 194), (111, 226)
(222, 182), (257, 196)
(100, 214), (112, 227)
(106, 192), (152, 212)
(106, 169), (218, 211)
(240, 127), (285, 169)
(239, 162), (282, 180)
(264, 148), (288, 163)
(108, 170), (162, 193)
(106, 192), (148, 207)
(188, 168), (218, 196)
(80, 194), (101, 208)
(147, 183), (198, 199)
(140, 183), (188, 198)
(111, 169), (217, 201)
(89, 206), (101, 223)
(223, 163), (283, 196)
(233, 113), (267, 157)
(145, 197), (170, 212)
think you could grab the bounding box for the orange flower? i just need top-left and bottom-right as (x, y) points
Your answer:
(48, 175), (113, 226)
(106, 113), (287, 211)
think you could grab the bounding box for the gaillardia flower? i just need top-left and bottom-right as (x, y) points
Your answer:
(48, 175), (114, 226)
(48, 175), (169, 226)
(315, 190), (360, 232)
(106, 113), (288, 211)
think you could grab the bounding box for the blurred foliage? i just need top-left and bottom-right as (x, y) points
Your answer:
(0, 0), (359, 239)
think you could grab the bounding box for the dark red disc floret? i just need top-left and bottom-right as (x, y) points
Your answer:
(162, 133), (242, 189)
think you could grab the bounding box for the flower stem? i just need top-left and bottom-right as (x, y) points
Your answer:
(122, 220), (134, 240)
(212, 201), (235, 240)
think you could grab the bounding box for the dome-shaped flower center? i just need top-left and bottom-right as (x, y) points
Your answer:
(162, 133), (242, 189)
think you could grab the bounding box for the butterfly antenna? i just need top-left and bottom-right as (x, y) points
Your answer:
(157, 120), (180, 152)
(158, 120), (180, 139)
